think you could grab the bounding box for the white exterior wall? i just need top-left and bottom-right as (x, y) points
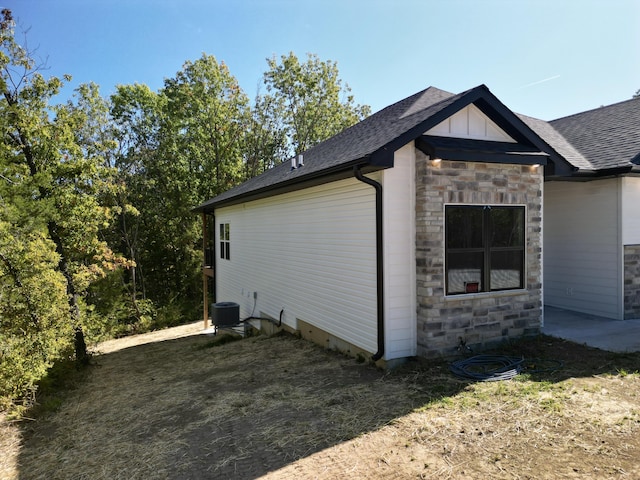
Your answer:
(544, 179), (622, 319)
(382, 144), (417, 358)
(215, 178), (379, 355)
(622, 176), (640, 245)
(215, 146), (419, 361)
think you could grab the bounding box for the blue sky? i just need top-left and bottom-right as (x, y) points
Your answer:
(6, 0), (640, 120)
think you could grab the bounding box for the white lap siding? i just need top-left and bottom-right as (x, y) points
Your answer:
(544, 179), (622, 319)
(215, 178), (378, 355)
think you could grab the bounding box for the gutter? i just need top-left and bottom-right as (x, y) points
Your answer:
(547, 165), (635, 181)
(353, 165), (384, 362)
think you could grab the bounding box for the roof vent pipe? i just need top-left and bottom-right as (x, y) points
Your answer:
(297, 154), (304, 167)
(290, 157), (297, 170)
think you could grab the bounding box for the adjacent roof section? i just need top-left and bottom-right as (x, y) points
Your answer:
(195, 84), (572, 212)
(550, 96), (640, 170)
(518, 114), (593, 170)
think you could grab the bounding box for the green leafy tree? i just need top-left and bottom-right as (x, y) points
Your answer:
(0, 9), (127, 402)
(151, 55), (249, 320)
(98, 83), (163, 335)
(243, 92), (288, 178)
(161, 54), (249, 200)
(262, 52), (371, 158)
(109, 55), (250, 325)
(0, 213), (70, 404)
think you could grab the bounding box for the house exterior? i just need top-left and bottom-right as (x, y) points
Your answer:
(194, 85), (639, 364)
(532, 98), (640, 320)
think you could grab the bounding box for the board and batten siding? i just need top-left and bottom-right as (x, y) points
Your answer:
(425, 103), (516, 143)
(543, 179), (622, 319)
(215, 177), (380, 356)
(622, 176), (640, 245)
(381, 144), (417, 358)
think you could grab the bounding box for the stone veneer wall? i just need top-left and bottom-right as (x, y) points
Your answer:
(415, 150), (543, 358)
(624, 245), (640, 319)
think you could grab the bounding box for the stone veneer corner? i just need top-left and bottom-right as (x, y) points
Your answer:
(415, 151), (543, 358)
(624, 244), (640, 320)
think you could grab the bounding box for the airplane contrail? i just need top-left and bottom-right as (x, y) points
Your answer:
(518, 75), (561, 89)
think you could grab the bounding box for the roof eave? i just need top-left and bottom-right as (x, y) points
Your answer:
(547, 165), (635, 181)
(192, 157), (385, 212)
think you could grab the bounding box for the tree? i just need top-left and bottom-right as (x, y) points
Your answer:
(0, 8), (127, 399)
(104, 53), (370, 330)
(0, 224), (71, 404)
(634, 89), (639, 99)
(152, 55), (249, 318)
(107, 55), (251, 326)
(161, 54), (250, 200)
(262, 52), (371, 158)
(243, 92), (288, 178)
(104, 83), (162, 331)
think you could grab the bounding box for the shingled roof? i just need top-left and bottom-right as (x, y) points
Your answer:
(195, 84), (573, 212)
(195, 86), (462, 211)
(550, 96), (640, 170)
(518, 113), (593, 170)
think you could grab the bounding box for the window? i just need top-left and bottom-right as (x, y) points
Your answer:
(219, 223), (230, 260)
(445, 205), (524, 295)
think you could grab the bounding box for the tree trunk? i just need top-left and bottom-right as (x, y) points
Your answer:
(48, 222), (89, 366)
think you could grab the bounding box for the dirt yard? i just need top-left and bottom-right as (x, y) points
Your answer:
(2, 323), (640, 479)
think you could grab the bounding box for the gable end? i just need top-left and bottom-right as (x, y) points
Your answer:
(371, 85), (573, 175)
(426, 104), (516, 143)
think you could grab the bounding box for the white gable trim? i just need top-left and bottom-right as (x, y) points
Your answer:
(622, 176), (640, 245)
(426, 104), (516, 143)
(382, 143), (417, 358)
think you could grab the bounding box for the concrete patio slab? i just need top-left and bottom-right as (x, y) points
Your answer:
(542, 306), (640, 353)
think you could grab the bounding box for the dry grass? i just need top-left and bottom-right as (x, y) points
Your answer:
(0, 413), (21, 479)
(2, 324), (640, 479)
